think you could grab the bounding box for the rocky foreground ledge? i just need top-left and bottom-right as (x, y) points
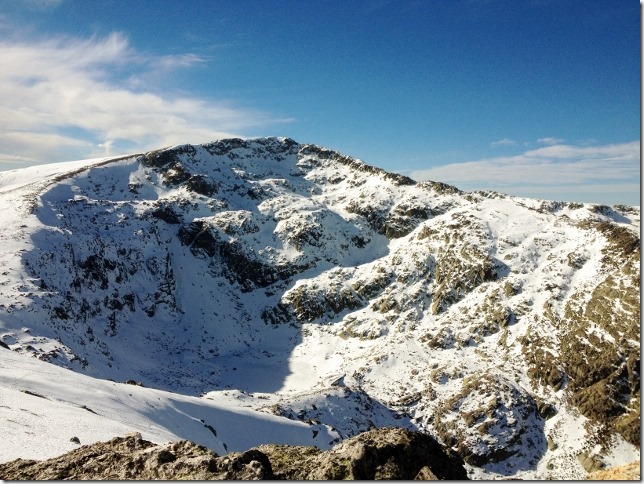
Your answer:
(0, 428), (469, 480)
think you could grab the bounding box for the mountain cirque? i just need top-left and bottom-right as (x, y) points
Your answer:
(0, 137), (639, 479)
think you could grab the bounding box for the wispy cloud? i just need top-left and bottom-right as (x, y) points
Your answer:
(410, 141), (640, 204)
(0, 32), (289, 165)
(537, 137), (565, 145)
(490, 138), (517, 147)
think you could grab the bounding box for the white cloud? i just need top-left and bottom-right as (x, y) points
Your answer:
(410, 141), (640, 204)
(537, 137), (565, 145)
(0, 32), (288, 164)
(490, 138), (517, 147)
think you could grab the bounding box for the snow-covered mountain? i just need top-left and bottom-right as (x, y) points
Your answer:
(0, 137), (639, 479)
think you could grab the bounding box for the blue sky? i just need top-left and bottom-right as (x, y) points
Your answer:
(0, 0), (639, 204)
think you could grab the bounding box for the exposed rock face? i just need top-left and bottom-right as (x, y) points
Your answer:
(260, 427), (468, 480)
(0, 429), (468, 480)
(433, 372), (545, 467)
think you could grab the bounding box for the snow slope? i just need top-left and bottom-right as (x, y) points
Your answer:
(0, 348), (337, 463)
(0, 138), (639, 479)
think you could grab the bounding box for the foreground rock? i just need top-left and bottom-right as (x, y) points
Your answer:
(0, 428), (468, 480)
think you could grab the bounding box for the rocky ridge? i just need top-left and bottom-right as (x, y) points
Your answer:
(0, 137), (639, 479)
(0, 429), (468, 480)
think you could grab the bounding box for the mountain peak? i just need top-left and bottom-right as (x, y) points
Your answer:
(0, 138), (639, 479)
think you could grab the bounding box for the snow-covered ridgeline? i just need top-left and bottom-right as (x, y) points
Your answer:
(0, 138), (639, 479)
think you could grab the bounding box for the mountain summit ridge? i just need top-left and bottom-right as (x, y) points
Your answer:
(0, 137), (639, 479)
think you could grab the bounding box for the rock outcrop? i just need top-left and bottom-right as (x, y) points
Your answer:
(0, 428), (468, 480)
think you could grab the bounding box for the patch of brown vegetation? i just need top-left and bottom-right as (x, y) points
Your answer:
(586, 460), (640, 480)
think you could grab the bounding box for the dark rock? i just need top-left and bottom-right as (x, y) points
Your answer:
(261, 427), (468, 480)
(142, 149), (179, 169)
(178, 221), (286, 290)
(0, 428), (468, 481)
(280, 280), (364, 323)
(535, 399), (557, 420)
(186, 174), (218, 196)
(163, 162), (192, 185)
(212, 449), (274, 480)
(417, 180), (461, 195)
(382, 200), (432, 239)
(150, 204), (181, 224)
